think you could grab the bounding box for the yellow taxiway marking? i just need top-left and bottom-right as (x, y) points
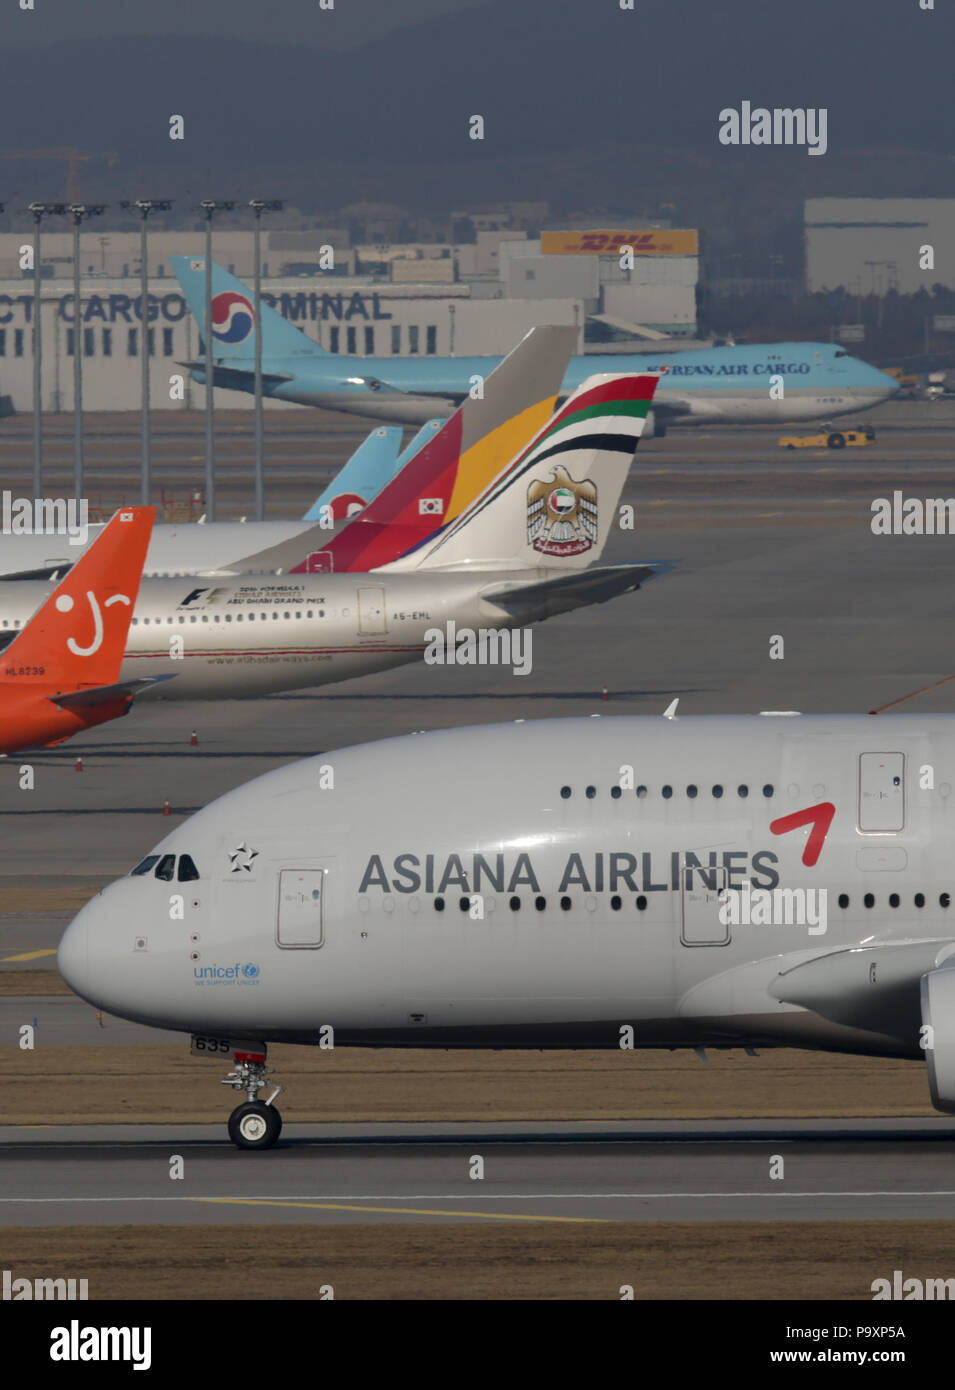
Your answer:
(195, 1197), (603, 1224)
(1, 948), (57, 962)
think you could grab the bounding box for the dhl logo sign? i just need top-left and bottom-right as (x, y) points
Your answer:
(541, 229), (699, 256)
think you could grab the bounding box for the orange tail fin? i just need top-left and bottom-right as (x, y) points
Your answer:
(0, 507), (155, 690)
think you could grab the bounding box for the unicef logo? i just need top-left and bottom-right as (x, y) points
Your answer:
(242, 962), (260, 979)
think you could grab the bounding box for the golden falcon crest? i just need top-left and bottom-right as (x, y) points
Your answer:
(526, 465), (597, 556)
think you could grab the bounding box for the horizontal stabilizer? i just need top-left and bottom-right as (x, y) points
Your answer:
(178, 361), (295, 386)
(49, 674), (176, 711)
(480, 561), (670, 620)
(0, 565), (71, 583)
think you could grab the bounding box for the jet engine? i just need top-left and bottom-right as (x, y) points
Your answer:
(920, 966), (955, 1113)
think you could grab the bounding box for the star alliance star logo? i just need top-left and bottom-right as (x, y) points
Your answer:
(229, 842), (259, 873)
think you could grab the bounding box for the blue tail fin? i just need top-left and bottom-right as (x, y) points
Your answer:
(302, 427), (403, 522)
(169, 256), (325, 362)
(301, 419), (447, 522)
(394, 419), (444, 469)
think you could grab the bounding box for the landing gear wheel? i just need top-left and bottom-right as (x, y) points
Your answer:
(228, 1101), (282, 1150)
(827, 431), (846, 448)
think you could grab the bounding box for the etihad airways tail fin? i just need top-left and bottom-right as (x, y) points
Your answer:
(389, 373), (660, 574)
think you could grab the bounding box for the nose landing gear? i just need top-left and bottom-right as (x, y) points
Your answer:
(222, 1048), (284, 1150)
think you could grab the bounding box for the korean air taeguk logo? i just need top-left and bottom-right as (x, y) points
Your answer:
(211, 291), (254, 345)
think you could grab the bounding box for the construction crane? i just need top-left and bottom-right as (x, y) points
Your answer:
(0, 147), (118, 203)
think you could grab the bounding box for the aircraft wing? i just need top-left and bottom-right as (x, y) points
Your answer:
(650, 397), (692, 419)
(769, 940), (955, 1043)
(404, 388), (694, 416)
(479, 561), (672, 621)
(179, 361), (296, 387)
(49, 674), (176, 711)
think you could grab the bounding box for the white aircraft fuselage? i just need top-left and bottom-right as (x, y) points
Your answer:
(59, 715), (955, 1100)
(0, 569), (649, 699)
(0, 520), (319, 581)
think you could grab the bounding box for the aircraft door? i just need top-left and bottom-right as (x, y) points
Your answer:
(681, 862), (730, 946)
(277, 868), (327, 948)
(859, 753), (904, 832)
(357, 585), (387, 635)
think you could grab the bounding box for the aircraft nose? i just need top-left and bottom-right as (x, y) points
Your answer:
(57, 902), (93, 1003)
(871, 364), (900, 399)
(55, 877), (198, 1032)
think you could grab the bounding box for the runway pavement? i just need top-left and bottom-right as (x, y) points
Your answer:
(0, 996), (183, 1042)
(1, 1118), (954, 1225)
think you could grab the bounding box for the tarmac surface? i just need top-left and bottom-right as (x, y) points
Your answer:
(2, 1118), (955, 1226)
(0, 996), (183, 1042)
(1, 405), (954, 1254)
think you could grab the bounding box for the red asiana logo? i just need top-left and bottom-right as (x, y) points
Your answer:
(770, 802), (836, 867)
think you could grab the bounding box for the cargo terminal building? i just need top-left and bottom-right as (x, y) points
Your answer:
(0, 227), (698, 413)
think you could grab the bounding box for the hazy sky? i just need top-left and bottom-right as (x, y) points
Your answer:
(6, 0), (485, 48)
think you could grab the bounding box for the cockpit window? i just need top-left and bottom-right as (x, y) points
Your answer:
(155, 854), (176, 881)
(177, 854), (200, 882)
(131, 855), (159, 876)
(834, 350), (848, 357)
